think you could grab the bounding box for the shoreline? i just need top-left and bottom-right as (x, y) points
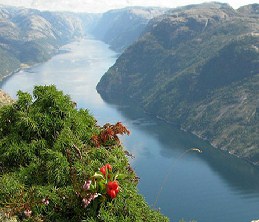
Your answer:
(0, 63), (39, 87)
(116, 96), (259, 168)
(0, 67), (22, 83)
(154, 112), (259, 167)
(0, 37), (82, 86)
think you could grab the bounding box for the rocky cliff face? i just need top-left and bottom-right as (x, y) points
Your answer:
(97, 3), (259, 164)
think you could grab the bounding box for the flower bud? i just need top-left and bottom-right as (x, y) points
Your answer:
(82, 180), (92, 190)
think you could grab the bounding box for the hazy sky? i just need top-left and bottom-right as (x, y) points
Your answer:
(0, 0), (258, 13)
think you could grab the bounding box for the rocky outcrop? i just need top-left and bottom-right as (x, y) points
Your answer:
(0, 90), (13, 107)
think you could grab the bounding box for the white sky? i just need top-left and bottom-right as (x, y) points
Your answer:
(0, 0), (258, 13)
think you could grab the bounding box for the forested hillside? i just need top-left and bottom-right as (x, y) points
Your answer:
(97, 3), (259, 164)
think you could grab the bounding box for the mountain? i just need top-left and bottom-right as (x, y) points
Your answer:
(0, 5), (165, 81)
(91, 7), (167, 52)
(97, 3), (259, 164)
(237, 4), (259, 15)
(0, 5), (96, 81)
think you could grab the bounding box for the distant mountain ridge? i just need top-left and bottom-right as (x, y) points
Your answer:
(0, 5), (164, 81)
(0, 5), (92, 81)
(97, 3), (259, 164)
(92, 7), (167, 51)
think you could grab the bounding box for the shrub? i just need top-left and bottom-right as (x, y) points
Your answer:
(0, 85), (168, 222)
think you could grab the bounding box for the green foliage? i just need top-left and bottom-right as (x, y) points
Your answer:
(0, 85), (168, 221)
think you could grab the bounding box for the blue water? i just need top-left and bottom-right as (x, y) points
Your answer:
(1, 38), (259, 222)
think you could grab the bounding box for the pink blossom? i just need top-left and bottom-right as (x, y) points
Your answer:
(82, 198), (91, 208)
(42, 198), (49, 205)
(24, 209), (32, 217)
(82, 193), (99, 208)
(82, 180), (92, 191)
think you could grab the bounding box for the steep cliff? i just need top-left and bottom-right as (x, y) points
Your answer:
(97, 3), (259, 164)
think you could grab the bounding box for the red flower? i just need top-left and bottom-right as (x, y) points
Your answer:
(106, 164), (112, 171)
(100, 166), (106, 176)
(114, 186), (119, 194)
(107, 181), (118, 190)
(100, 164), (112, 176)
(107, 181), (119, 199)
(107, 189), (117, 199)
